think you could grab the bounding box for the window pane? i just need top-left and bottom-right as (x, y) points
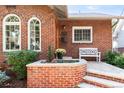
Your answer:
(14, 17), (19, 22)
(30, 31), (35, 37)
(79, 29), (83, 41)
(15, 25), (19, 31)
(5, 25), (20, 50)
(74, 29), (83, 41)
(6, 38), (9, 43)
(11, 42), (15, 49)
(30, 44), (34, 50)
(11, 25), (14, 32)
(6, 17), (11, 22)
(15, 44), (20, 49)
(29, 18), (40, 51)
(35, 26), (39, 30)
(6, 31), (10, 37)
(36, 38), (39, 43)
(35, 38), (40, 50)
(74, 30), (78, 41)
(36, 21), (39, 24)
(30, 38), (35, 50)
(83, 29), (91, 41)
(35, 46), (40, 50)
(6, 43), (9, 49)
(6, 16), (19, 22)
(6, 25), (10, 30)
(30, 24), (34, 30)
(11, 16), (15, 22)
(4, 15), (20, 51)
(74, 27), (91, 42)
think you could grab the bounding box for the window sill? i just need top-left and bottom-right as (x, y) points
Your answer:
(3, 49), (21, 52)
(3, 49), (42, 53)
(72, 41), (93, 43)
(28, 49), (42, 52)
(34, 50), (42, 52)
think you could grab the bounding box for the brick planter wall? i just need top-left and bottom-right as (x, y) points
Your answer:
(26, 60), (87, 88)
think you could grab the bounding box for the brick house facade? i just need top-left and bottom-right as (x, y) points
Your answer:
(0, 5), (58, 62)
(59, 20), (112, 60)
(0, 5), (112, 62)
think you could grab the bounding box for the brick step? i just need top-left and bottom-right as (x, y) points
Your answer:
(83, 76), (124, 88)
(87, 69), (124, 83)
(77, 82), (100, 88)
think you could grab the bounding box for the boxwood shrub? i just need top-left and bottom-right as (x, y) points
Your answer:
(7, 50), (38, 80)
(104, 50), (120, 65)
(114, 55), (124, 69)
(104, 50), (124, 69)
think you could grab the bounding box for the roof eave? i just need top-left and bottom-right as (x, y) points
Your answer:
(59, 16), (124, 20)
(48, 5), (67, 18)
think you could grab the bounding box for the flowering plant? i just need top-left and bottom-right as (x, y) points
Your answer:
(55, 48), (66, 54)
(55, 48), (66, 59)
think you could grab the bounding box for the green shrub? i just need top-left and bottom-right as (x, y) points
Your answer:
(114, 55), (124, 69)
(0, 71), (10, 85)
(105, 50), (124, 69)
(104, 51), (120, 65)
(47, 45), (53, 62)
(7, 50), (38, 79)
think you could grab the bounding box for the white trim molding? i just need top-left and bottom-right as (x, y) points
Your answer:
(72, 26), (93, 43)
(3, 14), (21, 52)
(28, 17), (41, 52)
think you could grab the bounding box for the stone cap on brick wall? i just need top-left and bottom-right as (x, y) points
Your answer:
(26, 59), (87, 67)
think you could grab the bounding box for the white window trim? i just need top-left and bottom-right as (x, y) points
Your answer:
(72, 26), (93, 43)
(28, 17), (41, 52)
(3, 14), (21, 52)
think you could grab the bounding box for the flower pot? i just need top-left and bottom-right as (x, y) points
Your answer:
(57, 53), (63, 59)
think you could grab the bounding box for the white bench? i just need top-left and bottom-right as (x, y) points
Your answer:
(79, 48), (101, 62)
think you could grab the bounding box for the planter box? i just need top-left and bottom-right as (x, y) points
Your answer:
(26, 59), (87, 88)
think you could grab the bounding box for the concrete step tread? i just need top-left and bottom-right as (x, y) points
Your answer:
(78, 83), (100, 88)
(83, 76), (124, 88)
(87, 69), (124, 80)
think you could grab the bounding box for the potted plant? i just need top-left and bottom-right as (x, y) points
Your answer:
(55, 48), (66, 59)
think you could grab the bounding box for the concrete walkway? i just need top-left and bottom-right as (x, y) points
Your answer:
(87, 61), (124, 78)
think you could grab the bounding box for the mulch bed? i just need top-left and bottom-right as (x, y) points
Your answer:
(0, 63), (27, 88)
(0, 79), (27, 88)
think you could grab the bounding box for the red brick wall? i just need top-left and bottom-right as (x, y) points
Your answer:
(27, 62), (87, 88)
(0, 5), (57, 62)
(0, 6), (112, 62)
(59, 20), (112, 60)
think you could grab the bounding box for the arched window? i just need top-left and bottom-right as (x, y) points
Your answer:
(28, 17), (41, 51)
(3, 14), (21, 51)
